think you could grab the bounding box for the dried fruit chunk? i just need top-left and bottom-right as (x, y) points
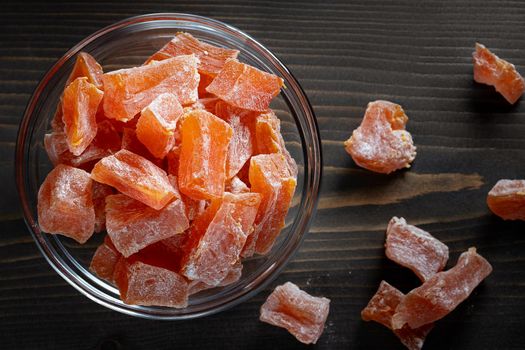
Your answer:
(215, 101), (257, 179)
(361, 281), (434, 350)
(145, 32), (239, 77)
(487, 179), (525, 220)
(136, 93), (183, 159)
(188, 260), (243, 295)
(102, 55), (199, 121)
(37, 164), (95, 243)
(385, 217), (449, 282)
(62, 77), (103, 156)
(66, 52), (104, 89)
(392, 247), (493, 329)
(243, 154), (296, 257)
(178, 109), (232, 200)
(260, 282), (330, 345)
(473, 43), (525, 104)
(344, 101), (416, 174)
(105, 193), (189, 257)
(255, 110), (298, 177)
(206, 59), (284, 112)
(181, 192), (260, 285)
(90, 236), (120, 282)
(91, 149), (176, 210)
(113, 259), (189, 308)
(92, 182), (114, 233)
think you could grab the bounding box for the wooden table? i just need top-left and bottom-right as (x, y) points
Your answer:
(2, 1), (524, 349)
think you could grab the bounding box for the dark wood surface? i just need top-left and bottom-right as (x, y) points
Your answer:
(2, 1), (525, 349)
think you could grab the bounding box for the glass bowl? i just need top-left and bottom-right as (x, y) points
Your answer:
(15, 13), (321, 320)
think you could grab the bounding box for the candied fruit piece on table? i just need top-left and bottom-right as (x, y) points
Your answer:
(215, 100), (257, 179)
(344, 100), (416, 174)
(242, 153), (297, 257)
(361, 281), (434, 350)
(180, 192), (260, 286)
(105, 193), (189, 257)
(473, 43), (525, 104)
(178, 109), (233, 200)
(92, 182), (114, 233)
(136, 93), (183, 159)
(392, 247), (493, 330)
(260, 282), (330, 345)
(91, 149), (176, 210)
(61, 77), (103, 156)
(385, 217), (449, 282)
(90, 235), (120, 282)
(37, 164), (95, 243)
(102, 55), (199, 122)
(206, 58), (284, 112)
(113, 259), (189, 308)
(255, 110), (298, 177)
(487, 179), (525, 220)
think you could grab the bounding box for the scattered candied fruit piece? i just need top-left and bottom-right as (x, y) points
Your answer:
(136, 93), (183, 159)
(90, 236), (120, 282)
(392, 247), (493, 329)
(113, 259), (189, 308)
(243, 153), (296, 257)
(92, 182), (114, 233)
(105, 193), (189, 257)
(102, 55), (199, 121)
(487, 179), (525, 220)
(37, 164), (95, 243)
(386, 217), (449, 282)
(66, 52), (104, 89)
(61, 77), (103, 156)
(206, 58), (284, 112)
(260, 282), (330, 345)
(91, 149), (176, 210)
(473, 43), (525, 104)
(344, 100), (416, 174)
(361, 281), (434, 350)
(215, 100), (257, 179)
(178, 109), (233, 200)
(181, 192), (260, 286)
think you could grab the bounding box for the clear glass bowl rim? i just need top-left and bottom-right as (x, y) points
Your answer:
(15, 13), (322, 320)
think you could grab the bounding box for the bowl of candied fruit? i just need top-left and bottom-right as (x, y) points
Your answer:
(15, 13), (321, 319)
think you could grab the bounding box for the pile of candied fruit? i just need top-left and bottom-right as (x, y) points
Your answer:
(37, 35), (525, 347)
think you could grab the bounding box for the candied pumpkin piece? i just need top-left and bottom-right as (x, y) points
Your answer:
(136, 93), (183, 159)
(243, 154), (296, 257)
(113, 259), (189, 308)
(487, 179), (525, 220)
(62, 77), (103, 156)
(145, 32), (239, 77)
(181, 192), (260, 286)
(473, 43), (525, 104)
(37, 164), (95, 243)
(102, 55), (199, 121)
(91, 149), (176, 210)
(188, 260), (243, 295)
(178, 109), (233, 200)
(255, 110), (298, 177)
(260, 282), (330, 345)
(385, 217), (449, 282)
(392, 247), (493, 330)
(66, 52), (104, 89)
(215, 101), (257, 179)
(90, 236), (120, 282)
(92, 182), (114, 233)
(361, 281), (434, 350)
(105, 193), (189, 257)
(344, 101), (416, 174)
(206, 59), (284, 112)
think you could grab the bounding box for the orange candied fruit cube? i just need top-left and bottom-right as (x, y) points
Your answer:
(486, 179), (525, 220)
(91, 149), (176, 210)
(102, 55), (199, 122)
(136, 93), (183, 159)
(206, 58), (284, 112)
(61, 77), (103, 156)
(178, 109), (233, 200)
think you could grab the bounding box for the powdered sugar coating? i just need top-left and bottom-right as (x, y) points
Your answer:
(487, 179), (525, 220)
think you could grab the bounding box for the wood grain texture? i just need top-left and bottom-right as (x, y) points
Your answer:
(1, 0), (525, 349)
